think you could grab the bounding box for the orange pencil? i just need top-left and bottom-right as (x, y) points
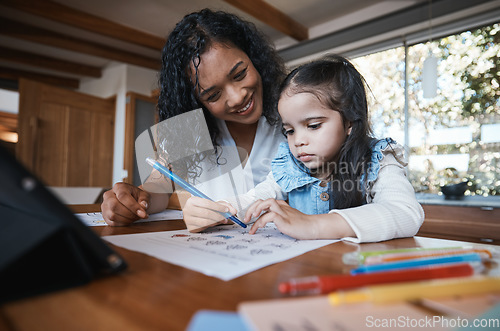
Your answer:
(279, 263), (474, 296)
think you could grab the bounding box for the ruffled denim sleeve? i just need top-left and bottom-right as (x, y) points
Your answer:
(363, 138), (407, 197)
(271, 143), (317, 193)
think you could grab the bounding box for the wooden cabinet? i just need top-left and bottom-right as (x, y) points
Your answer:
(16, 79), (115, 187)
(123, 92), (157, 186)
(417, 204), (500, 245)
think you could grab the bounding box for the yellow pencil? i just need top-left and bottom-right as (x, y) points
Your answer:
(328, 276), (500, 306)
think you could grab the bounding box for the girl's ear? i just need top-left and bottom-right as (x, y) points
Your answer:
(347, 122), (352, 135)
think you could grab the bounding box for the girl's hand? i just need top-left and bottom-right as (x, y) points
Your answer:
(101, 182), (151, 226)
(182, 196), (239, 232)
(244, 199), (319, 239)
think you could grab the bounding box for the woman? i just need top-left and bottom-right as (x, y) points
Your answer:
(101, 9), (286, 230)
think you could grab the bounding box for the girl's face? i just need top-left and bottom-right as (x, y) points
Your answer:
(190, 42), (263, 125)
(278, 91), (351, 178)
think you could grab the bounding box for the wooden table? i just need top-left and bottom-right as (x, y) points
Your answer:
(1, 206), (499, 331)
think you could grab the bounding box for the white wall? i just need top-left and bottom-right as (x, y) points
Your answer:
(127, 65), (159, 94)
(79, 62), (158, 185)
(0, 88), (19, 113)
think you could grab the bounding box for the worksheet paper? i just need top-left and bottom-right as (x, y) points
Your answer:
(76, 209), (183, 226)
(103, 224), (338, 280)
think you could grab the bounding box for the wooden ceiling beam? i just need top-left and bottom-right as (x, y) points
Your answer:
(0, 66), (80, 89)
(223, 0), (308, 41)
(0, 19), (161, 70)
(0, 46), (102, 78)
(0, 0), (165, 50)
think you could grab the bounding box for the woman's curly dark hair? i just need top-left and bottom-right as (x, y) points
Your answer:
(156, 9), (285, 180)
(158, 8), (285, 144)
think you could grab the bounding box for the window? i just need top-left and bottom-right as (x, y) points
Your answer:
(352, 23), (500, 197)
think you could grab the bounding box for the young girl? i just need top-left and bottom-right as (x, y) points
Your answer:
(187, 54), (424, 243)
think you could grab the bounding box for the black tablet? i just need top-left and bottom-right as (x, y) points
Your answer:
(0, 146), (127, 303)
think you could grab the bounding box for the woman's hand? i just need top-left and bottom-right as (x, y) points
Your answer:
(244, 199), (318, 239)
(182, 196), (238, 232)
(101, 182), (151, 226)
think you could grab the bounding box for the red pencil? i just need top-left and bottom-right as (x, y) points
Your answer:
(279, 263), (474, 295)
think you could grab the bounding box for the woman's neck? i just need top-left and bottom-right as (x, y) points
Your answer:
(225, 120), (259, 165)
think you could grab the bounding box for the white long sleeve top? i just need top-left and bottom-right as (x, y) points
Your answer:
(225, 140), (425, 243)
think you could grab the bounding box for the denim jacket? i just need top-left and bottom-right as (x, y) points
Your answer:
(271, 138), (397, 215)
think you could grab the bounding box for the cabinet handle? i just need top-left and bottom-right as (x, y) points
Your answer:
(29, 116), (39, 169)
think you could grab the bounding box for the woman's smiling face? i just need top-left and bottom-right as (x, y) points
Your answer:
(190, 42), (263, 125)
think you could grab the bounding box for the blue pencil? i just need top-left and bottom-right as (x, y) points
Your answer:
(350, 253), (482, 275)
(146, 157), (247, 228)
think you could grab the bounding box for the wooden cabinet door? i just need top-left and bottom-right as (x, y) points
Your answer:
(123, 92), (157, 186)
(16, 79), (115, 187)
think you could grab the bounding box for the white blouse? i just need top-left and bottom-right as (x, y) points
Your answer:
(192, 116), (285, 202)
